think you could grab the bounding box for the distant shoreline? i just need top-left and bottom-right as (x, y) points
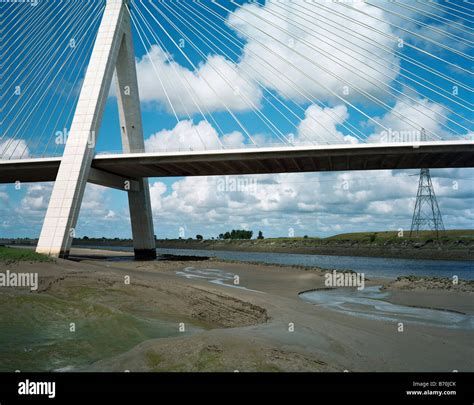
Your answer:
(151, 239), (473, 261)
(2, 230), (473, 261)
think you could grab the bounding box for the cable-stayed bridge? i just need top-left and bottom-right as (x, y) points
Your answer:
(1, 141), (473, 185)
(1, 0), (473, 259)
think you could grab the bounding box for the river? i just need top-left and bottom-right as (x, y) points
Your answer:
(90, 247), (473, 280)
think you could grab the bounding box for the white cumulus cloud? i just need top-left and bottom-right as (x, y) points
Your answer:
(368, 97), (451, 143)
(229, 0), (400, 104)
(146, 168), (474, 238)
(0, 139), (30, 159)
(145, 120), (246, 152)
(136, 45), (262, 115)
(294, 104), (358, 145)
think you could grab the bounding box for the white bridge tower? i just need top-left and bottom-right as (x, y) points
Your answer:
(36, 0), (156, 260)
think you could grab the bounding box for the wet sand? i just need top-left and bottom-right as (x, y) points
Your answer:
(1, 248), (473, 372)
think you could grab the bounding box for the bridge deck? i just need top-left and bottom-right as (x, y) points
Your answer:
(1, 141), (473, 184)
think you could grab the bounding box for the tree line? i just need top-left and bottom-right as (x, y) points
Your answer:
(214, 229), (264, 240)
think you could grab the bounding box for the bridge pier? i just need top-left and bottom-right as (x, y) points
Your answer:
(115, 5), (156, 261)
(36, 0), (156, 260)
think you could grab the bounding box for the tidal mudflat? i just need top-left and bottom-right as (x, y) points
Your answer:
(0, 248), (472, 372)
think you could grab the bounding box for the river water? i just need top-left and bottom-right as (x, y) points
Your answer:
(80, 246), (473, 280)
(154, 248), (473, 280)
(299, 286), (474, 331)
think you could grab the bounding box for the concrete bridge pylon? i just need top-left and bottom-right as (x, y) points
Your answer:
(36, 0), (157, 260)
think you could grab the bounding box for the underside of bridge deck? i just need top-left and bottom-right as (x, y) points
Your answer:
(1, 142), (473, 184)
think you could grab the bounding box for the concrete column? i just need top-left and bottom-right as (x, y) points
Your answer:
(37, 0), (156, 260)
(114, 10), (156, 260)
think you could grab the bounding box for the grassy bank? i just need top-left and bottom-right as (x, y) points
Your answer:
(153, 230), (474, 261)
(0, 246), (52, 263)
(264, 230), (474, 242)
(2, 230), (473, 261)
(327, 230), (474, 241)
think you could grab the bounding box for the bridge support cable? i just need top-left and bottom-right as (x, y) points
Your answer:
(161, 0), (336, 146)
(256, 0), (472, 133)
(213, 0), (404, 140)
(2, 2), (58, 78)
(221, 0), (467, 141)
(173, 0), (350, 145)
(2, 1), (94, 138)
(148, 2), (296, 146)
(136, 1), (259, 147)
(140, 1), (268, 147)
(1, 0), (83, 144)
(290, 0), (473, 95)
(27, 4), (106, 159)
(178, 0), (367, 145)
(364, 1), (473, 47)
(129, 4), (225, 151)
(275, 1), (473, 124)
(194, 0), (369, 144)
(334, 2), (472, 75)
(2, 1), (105, 160)
(416, 0), (474, 21)
(397, 1), (474, 32)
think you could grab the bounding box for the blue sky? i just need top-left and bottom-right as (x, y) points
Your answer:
(1, 0), (473, 239)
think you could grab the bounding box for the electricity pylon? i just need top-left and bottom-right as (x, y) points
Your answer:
(409, 168), (445, 238)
